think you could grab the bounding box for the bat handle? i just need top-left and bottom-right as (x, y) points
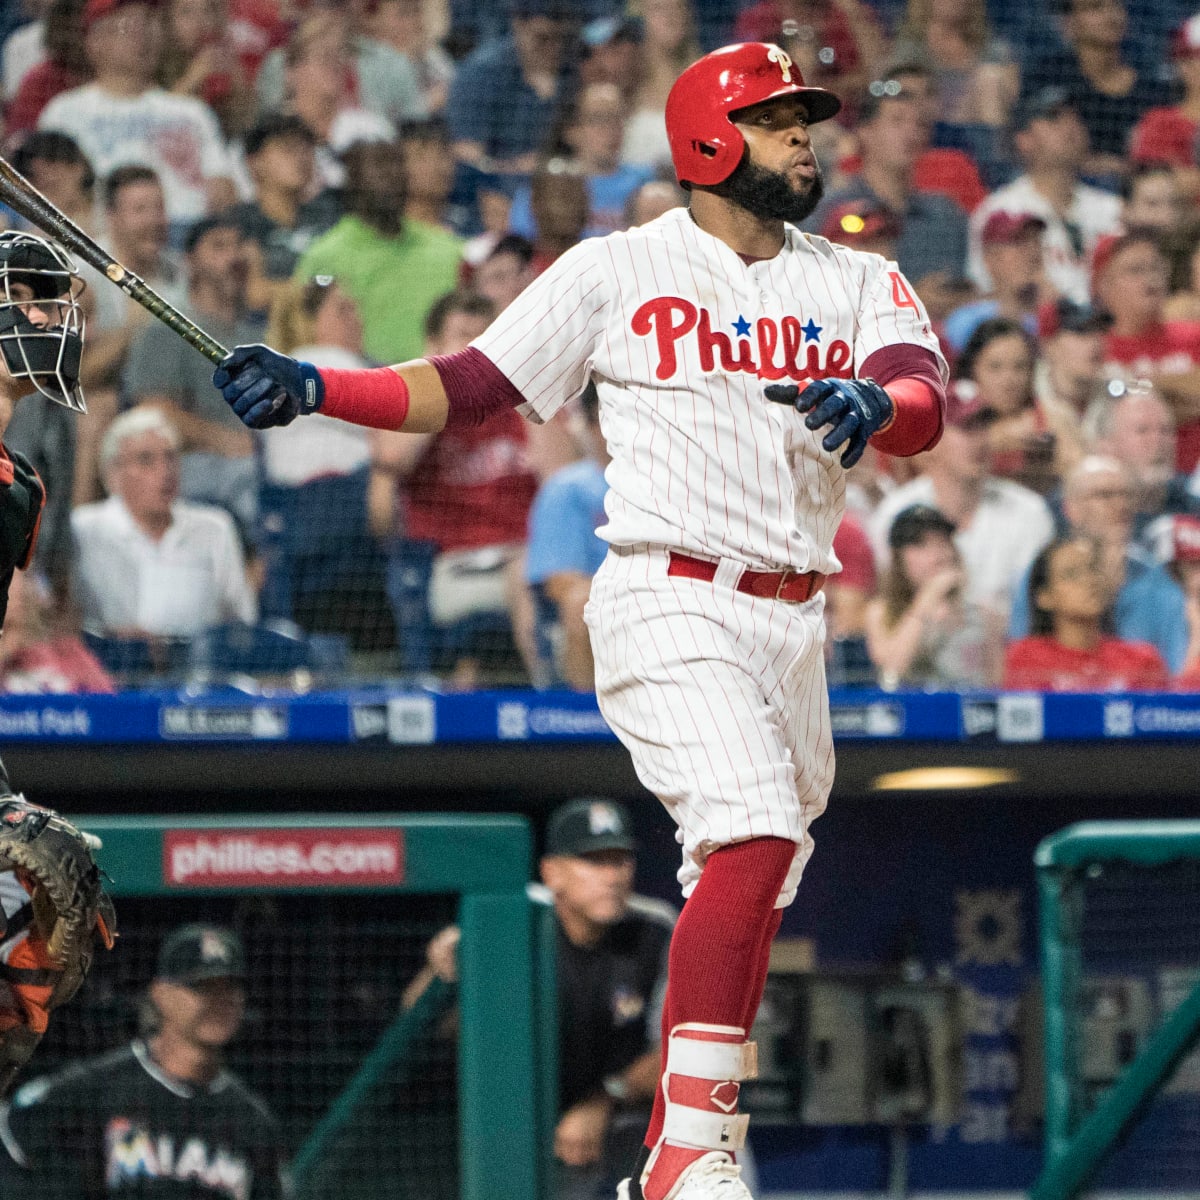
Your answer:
(114, 271), (229, 364)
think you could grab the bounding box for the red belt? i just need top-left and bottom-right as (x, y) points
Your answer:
(666, 551), (826, 603)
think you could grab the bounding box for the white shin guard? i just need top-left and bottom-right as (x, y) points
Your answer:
(653, 1024), (758, 1160)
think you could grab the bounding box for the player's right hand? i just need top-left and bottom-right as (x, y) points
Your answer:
(213, 344), (325, 429)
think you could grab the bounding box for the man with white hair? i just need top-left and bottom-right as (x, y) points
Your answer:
(69, 406), (255, 638)
(1081, 383), (1200, 548)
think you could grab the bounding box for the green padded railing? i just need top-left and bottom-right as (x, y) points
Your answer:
(1032, 821), (1200, 1200)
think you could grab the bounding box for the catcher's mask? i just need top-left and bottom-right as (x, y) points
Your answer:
(0, 231), (86, 414)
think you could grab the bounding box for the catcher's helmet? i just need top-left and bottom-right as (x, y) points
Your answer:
(665, 43), (842, 188)
(0, 230), (86, 413)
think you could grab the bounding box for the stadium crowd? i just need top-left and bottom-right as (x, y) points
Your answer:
(3, 0), (1200, 694)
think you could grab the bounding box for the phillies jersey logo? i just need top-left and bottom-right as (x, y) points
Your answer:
(632, 296), (852, 384)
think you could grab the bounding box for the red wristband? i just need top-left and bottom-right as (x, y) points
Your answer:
(318, 366), (411, 430)
(874, 376), (943, 457)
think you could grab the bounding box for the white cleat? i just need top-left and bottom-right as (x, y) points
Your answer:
(616, 1153), (753, 1200)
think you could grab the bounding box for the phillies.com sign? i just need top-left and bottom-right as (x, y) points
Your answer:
(164, 828), (405, 888)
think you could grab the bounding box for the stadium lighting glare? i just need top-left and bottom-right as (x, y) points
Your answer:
(870, 766), (1021, 791)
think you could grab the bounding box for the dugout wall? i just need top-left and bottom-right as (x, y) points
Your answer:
(40, 814), (553, 1200)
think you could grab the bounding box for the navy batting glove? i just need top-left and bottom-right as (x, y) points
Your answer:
(765, 378), (894, 468)
(212, 344), (325, 429)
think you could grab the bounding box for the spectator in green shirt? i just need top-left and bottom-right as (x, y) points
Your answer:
(293, 137), (464, 364)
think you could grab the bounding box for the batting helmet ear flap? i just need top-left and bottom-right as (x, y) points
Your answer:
(665, 42), (842, 189)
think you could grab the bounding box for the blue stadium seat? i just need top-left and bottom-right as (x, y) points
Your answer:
(186, 622), (348, 678)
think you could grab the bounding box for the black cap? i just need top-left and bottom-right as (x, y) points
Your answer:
(243, 112), (316, 158)
(888, 504), (957, 550)
(156, 924), (247, 985)
(545, 798), (637, 857)
(1013, 86), (1075, 132)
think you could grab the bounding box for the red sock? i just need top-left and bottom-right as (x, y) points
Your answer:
(743, 909), (783, 1033)
(640, 837), (795, 1198)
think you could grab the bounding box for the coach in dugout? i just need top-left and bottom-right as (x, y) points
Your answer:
(0, 923), (290, 1200)
(406, 798), (674, 1200)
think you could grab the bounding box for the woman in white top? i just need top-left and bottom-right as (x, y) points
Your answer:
(257, 276), (388, 643)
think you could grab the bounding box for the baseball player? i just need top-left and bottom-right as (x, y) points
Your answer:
(0, 924), (289, 1199)
(213, 42), (947, 1200)
(0, 229), (115, 1099)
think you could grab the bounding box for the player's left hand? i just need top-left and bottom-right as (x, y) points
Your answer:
(766, 377), (894, 468)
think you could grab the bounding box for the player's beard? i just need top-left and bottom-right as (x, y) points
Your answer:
(712, 156), (825, 224)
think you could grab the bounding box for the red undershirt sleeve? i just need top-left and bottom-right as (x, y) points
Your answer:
(860, 344), (946, 457)
(429, 347), (526, 428)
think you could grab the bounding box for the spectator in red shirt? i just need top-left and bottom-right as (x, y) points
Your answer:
(1129, 15), (1200, 205)
(825, 509), (880, 686)
(158, 0), (255, 140)
(4, 0), (90, 135)
(1093, 230), (1200, 473)
(372, 289), (540, 687)
(828, 510), (876, 641)
(1167, 516), (1200, 689)
(1004, 534), (1169, 691)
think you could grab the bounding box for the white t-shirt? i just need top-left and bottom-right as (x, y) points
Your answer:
(39, 85), (233, 224)
(868, 474), (1055, 616)
(71, 495), (256, 637)
(620, 107), (673, 173)
(260, 345), (373, 486)
(968, 174), (1121, 305)
(473, 206), (946, 573)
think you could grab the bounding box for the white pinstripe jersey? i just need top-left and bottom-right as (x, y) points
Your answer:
(473, 207), (945, 574)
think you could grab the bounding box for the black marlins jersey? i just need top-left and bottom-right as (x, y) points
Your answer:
(0, 1040), (290, 1200)
(554, 893), (674, 1112)
(0, 444), (45, 630)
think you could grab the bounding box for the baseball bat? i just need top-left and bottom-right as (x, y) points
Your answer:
(0, 155), (229, 364)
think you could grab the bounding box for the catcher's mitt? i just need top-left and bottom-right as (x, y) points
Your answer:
(0, 797), (116, 1096)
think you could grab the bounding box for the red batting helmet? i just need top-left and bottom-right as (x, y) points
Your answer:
(665, 43), (842, 188)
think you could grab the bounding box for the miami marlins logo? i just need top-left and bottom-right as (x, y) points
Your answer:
(766, 46), (793, 83)
(631, 297), (853, 384)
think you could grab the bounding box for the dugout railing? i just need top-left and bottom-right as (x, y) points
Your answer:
(73, 813), (554, 1200)
(1032, 821), (1200, 1200)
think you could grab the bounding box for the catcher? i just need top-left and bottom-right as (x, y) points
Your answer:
(0, 228), (115, 1097)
